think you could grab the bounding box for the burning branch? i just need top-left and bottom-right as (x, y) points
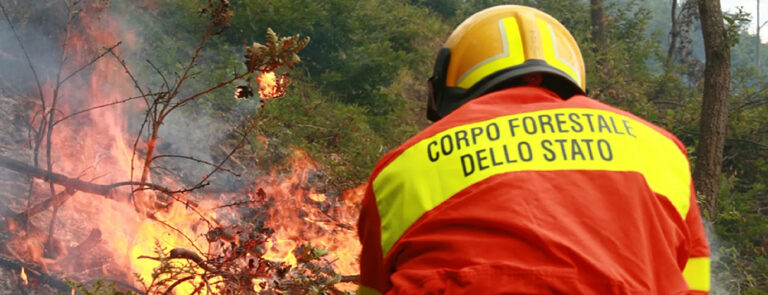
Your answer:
(11, 191), (72, 227)
(0, 154), (175, 197)
(0, 154), (223, 232)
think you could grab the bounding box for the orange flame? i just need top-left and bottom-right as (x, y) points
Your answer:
(6, 4), (360, 294)
(257, 71), (289, 99)
(259, 149), (362, 289)
(20, 267), (28, 285)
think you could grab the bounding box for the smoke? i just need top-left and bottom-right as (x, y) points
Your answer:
(704, 221), (727, 295)
(157, 101), (261, 190)
(0, 1), (67, 95)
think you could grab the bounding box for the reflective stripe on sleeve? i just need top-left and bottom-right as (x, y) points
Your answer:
(372, 108), (692, 257)
(683, 257), (710, 292)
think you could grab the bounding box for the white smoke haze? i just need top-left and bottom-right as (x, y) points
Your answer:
(0, 1), (68, 95)
(705, 221), (728, 295)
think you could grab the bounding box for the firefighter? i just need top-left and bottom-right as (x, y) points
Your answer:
(357, 4), (710, 295)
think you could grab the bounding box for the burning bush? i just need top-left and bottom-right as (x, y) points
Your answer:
(0, 0), (359, 294)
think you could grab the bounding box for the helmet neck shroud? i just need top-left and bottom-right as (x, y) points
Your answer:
(427, 47), (585, 122)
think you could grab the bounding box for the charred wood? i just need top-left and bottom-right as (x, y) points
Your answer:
(0, 255), (70, 292)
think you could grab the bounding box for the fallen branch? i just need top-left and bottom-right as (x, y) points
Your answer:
(13, 190), (72, 225)
(0, 154), (174, 196)
(0, 155), (222, 230)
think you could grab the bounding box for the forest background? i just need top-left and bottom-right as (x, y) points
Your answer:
(0, 0), (766, 294)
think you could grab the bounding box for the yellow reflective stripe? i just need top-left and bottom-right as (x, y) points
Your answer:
(537, 19), (582, 87)
(373, 108), (691, 256)
(357, 285), (382, 295)
(683, 257), (711, 291)
(457, 17), (525, 89)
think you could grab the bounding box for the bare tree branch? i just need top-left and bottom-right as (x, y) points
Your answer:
(59, 42), (123, 85)
(146, 59), (172, 95)
(45, 0), (76, 252)
(164, 71), (251, 116)
(138, 248), (221, 276)
(186, 120), (257, 192)
(152, 154), (241, 177)
(53, 92), (161, 125)
(0, 1), (46, 115)
(166, 23), (215, 104)
(14, 190), (72, 225)
(109, 49), (147, 99)
(1, 0), (52, 232)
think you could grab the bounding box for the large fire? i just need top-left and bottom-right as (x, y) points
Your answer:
(3, 2), (360, 294)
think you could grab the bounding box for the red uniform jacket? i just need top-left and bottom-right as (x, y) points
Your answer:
(357, 86), (710, 294)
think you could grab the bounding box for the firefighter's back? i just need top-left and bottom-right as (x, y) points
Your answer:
(358, 86), (709, 294)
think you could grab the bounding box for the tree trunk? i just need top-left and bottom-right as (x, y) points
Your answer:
(590, 0), (607, 52)
(758, 0), (761, 73)
(694, 0), (731, 219)
(666, 0), (679, 66)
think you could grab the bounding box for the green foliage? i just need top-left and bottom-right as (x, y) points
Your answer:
(225, 0), (444, 111)
(255, 79), (391, 187)
(724, 7), (751, 49)
(713, 177), (768, 294)
(63, 279), (138, 295)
